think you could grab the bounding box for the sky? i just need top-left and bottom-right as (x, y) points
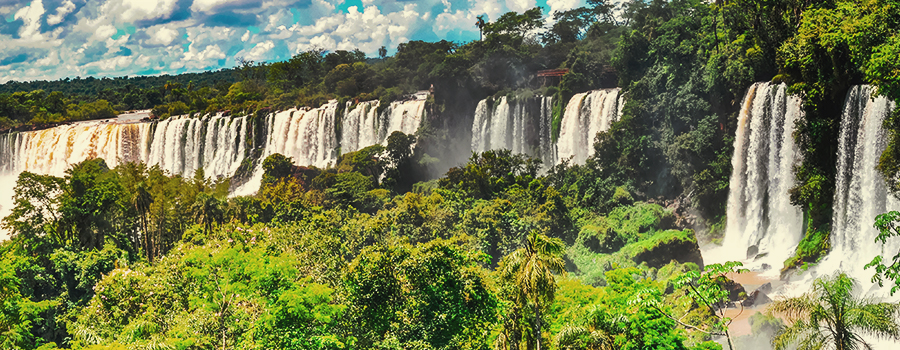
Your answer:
(0, 0), (586, 83)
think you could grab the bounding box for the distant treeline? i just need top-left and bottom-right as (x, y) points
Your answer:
(0, 69), (239, 98)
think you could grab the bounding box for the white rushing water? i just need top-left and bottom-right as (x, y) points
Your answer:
(712, 82), (804, 274)
(470, 95), (555, 165)
(471, 89), (621, 167)
(341, 99), (425, 154)
(0, 98), (427, 235)
(806, 85), (900, 295)
(556, 88), (624, 164)
(233, 99), (425, 195)
(0, 115), (249, 179)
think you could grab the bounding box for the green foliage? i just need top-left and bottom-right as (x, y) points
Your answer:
(783, 226), (830, 272)
(866, 211), (900, 295)
(344, 237), (499, 349)
(0, 254), (58, 349)
(496, 232), (566, 350)
(71, 235), (351, 349)
(769, 272), (900, 350)
(262, 153), (296, 186)
(439, 150), (541, 200)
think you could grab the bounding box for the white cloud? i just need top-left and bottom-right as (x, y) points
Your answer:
(505, 0), (535, 14)
(46, 0), (76, 26)
(191, 0), (263, 13)
(90, 25), (118, 42)
(241, 40), (274, 61)
(15, 0), (45, 40)
(147, 26), (179, 46)
(546, 0), (582, 13)
(101, 0), (181, 24)
(0, 0), (548, 82)
(182, 44), (227, 69)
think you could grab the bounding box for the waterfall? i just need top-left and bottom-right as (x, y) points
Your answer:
(263, 102), (340, 168)
(0, 114), (249, 179)
(470, 95), (555, 165)
(342, 99), (425, 154)
(556, 88), (623, 164)
(812, 85), (900, 292)
(234, 98), (426, 195)
(719, 82), (804, 272)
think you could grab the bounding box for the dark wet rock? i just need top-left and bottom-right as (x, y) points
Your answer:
(746, 245), (759, 259)
(757, 282), (772, 294)
(743, 290), (772, 307)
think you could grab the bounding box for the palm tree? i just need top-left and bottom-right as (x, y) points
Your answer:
(131, 182), (154, 260)
(500, 231), (566, 350)
(192, 192), (224, 236)
(769, 272), (900, 350)
(476, 15), (487, 41)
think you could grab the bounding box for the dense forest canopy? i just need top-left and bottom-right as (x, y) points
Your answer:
(2, 0), (900, 349)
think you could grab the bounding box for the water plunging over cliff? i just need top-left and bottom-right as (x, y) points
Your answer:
(556, 88), (624, 164)
(0, 98), (427, 215)
(813, 85), (900, 292)
(0, 114), (249, 179)
(342, 99), (425, 154)
(719, 82), (804, 272)
(470, 95), (555, 165)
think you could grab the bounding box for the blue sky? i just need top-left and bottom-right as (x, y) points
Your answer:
(0, 0), (582, 83)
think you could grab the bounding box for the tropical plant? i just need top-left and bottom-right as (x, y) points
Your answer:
(192, 192), (225, 236)
(673, 261), (748, 350)
(554, 305), (621, 350)
(498, 231), (566, 350)
(867, 211), (900, 295)
(769, 272), (900, 350)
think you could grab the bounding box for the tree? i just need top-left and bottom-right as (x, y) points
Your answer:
(262, 153), (295, 186)
(866, 211), (900, 294)
(344, 238), (499, 349)
(192, 192), (224, 236)
(672, 262), (748, 350)
(482, 7), (544, 49)
(476, 15), (487, 41)
(378, 46), (388, 61)
(769, 272), (900, 350)
(383, 131), (417, 192)
(554, 305), (620, 350)
(498, 231), (566, 350)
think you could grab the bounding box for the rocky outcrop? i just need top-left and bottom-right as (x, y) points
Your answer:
(628, 229), (704, 269)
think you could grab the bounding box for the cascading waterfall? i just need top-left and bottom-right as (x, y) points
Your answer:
(342, 99), (425, 153)
(470, 95), (556, 166)
(0, 97), (428, 237)
(813, 85), (900, 293)
(234, 98), (426, 195)
(718, 82), (804, 272)
(263, 101), (340, 168)
(556, 88), (623, 164)
(0, 114), (250, 179)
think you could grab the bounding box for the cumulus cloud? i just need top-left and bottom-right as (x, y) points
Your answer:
(101, 0), (182, 24)
(0, 0), (562, 83)
(14, 0), (45, 40)
(46, 0), (76, 26)
(146, 26), (179, 46)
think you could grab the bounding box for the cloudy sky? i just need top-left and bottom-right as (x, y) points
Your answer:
(0, 0), (585, 82)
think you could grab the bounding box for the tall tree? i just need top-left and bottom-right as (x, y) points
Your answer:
(499, 231), (566, 350)
(769, 272), (900, 350)
(192, 192), (225, 236)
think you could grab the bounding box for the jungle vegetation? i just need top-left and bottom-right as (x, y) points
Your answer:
(3, 0), (900, 349)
